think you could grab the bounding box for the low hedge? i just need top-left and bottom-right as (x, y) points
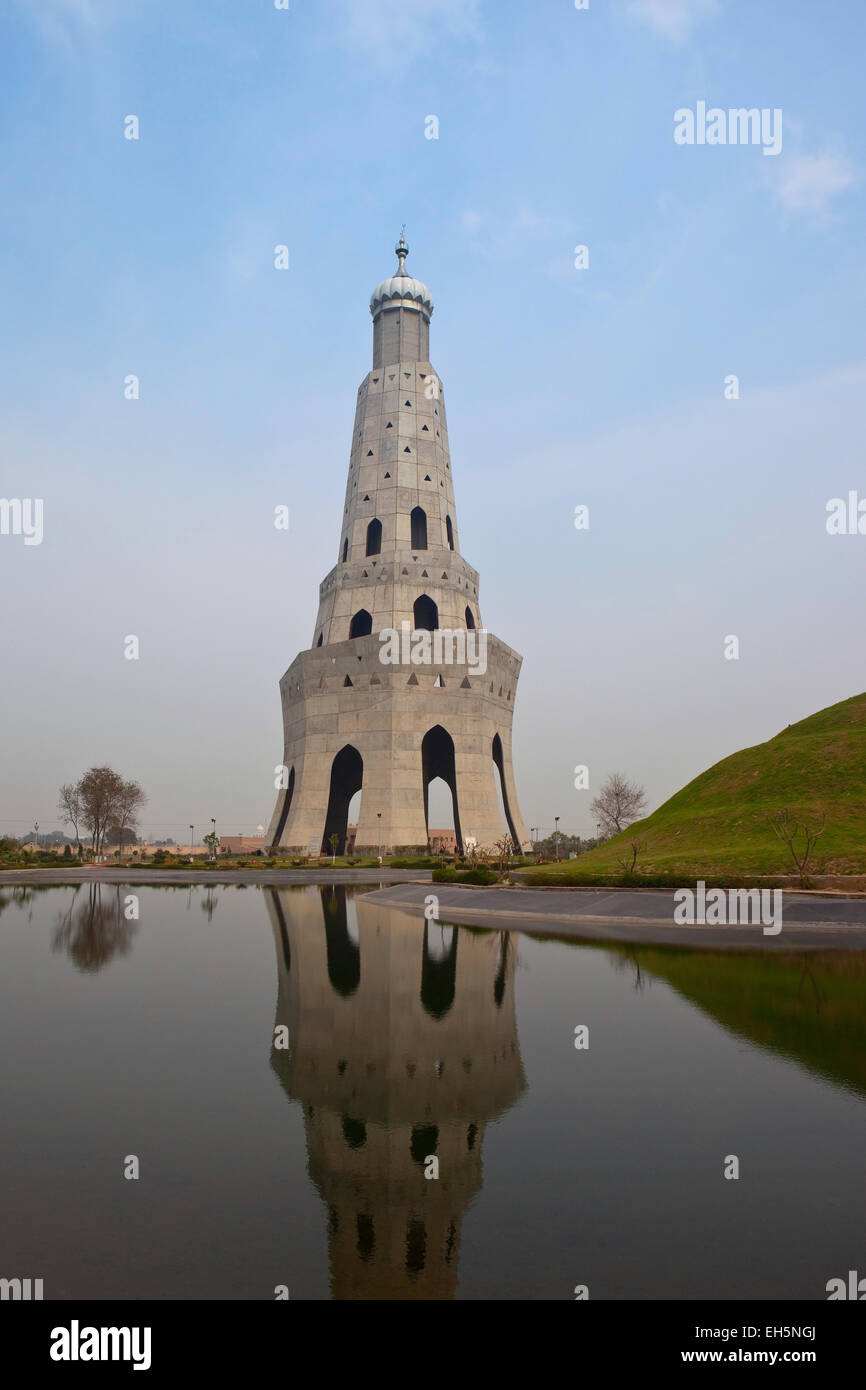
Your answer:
(432, 866), (497, 885)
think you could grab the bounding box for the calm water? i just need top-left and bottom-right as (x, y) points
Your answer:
(1, 881), (865, 1301)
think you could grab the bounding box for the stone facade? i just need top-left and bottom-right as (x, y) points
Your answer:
(266, 238), (530, 855)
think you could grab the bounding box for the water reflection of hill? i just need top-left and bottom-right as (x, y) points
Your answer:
(615, 944), (866, 1099)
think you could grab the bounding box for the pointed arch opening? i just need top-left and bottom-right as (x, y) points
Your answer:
(422, 724), (462, 856)
(341, 537), (348, 562)
(365, 518), (382, 556)
(492, 732), (520, 848)
(446, 515), (454, 550)
(410, 506), (428, 550)
(349, 608), (373, 638)
(321, 744), (363, 857)
(421, 920), (458, 1020)
(465, 605), (475, 630)
(271, 765), (295, 849)
(319, 885), (361, 997)
(414, 594), (438, 632)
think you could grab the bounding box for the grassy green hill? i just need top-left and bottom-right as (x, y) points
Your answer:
(527, 692), (866, 882)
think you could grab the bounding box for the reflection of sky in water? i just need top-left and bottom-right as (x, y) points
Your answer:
(0, 883), (864, 1301)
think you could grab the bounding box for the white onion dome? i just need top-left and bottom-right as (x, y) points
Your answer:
(370, 236), (434, 317)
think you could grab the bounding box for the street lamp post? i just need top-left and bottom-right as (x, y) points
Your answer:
(190, 824), (194, 857)
(211, 817), (216, 861)
(555, 815), (560, 861)
(377, 812), (382, 865)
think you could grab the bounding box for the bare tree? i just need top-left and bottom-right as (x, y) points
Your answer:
(113, 778), (146, 857)
(77, 766), (126, 858)
(616, 839), (647, 874)
(767, 808), (827, 886)
(58, 782), (83, 856)
(591, 773), (648, 838)
(492, 835), (514, 881)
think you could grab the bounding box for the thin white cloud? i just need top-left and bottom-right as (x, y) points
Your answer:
(773, 152), (858, 220)
(330, 0), (482, 61)
(13, 0), (128, 50)
(627, 0), (719, 44)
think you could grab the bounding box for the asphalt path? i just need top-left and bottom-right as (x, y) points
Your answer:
(363, 883), (866, 950)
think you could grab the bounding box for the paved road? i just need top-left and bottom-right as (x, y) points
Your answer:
(363, 883), (866, 950)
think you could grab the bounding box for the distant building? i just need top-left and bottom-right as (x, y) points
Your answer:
(428, 829), (457, 854)
(218, 836), (266, 856)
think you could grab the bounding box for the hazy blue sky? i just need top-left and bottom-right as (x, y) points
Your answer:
(1, 0), (864, 841)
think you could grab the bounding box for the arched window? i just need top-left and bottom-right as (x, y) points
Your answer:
(413, 594), (438, 631)
(411, 506), (427, 550)
(465, 605), (475, 630)
(341, 537), (348, 562)
(365, 518), (382, 556)
(349, 609), (373, 638)
(446, 515), (454, 550)
(316, 632), (323, 647)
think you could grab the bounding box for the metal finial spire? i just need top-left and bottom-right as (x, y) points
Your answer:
(395, 228), (409, 276)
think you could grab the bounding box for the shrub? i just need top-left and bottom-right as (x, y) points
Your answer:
(432, 866), (497, 885)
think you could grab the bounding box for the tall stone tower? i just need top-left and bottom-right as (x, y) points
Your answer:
(266, 237), (530, 855)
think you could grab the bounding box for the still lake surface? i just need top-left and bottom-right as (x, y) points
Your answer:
(1, 881), (865, 1301)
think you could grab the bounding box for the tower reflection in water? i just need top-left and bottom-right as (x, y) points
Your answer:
(265, 885), (526, 1299)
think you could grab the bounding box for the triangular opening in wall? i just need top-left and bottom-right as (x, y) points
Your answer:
(384, 472), (391, 478)
(404, 400), (412, 406)
(404, 371), (411, 378)
(424, 474), (431, 481)
(404, 447), (411, 453)
(419, 373), (426, 379)
(401, 567), (408, 574)
(367, 450), (374, 456)
(372, 376), (379, 383)
(407, 673), (419, 686)
(422, 424), (429, 431)
(441, 571), (448, 578)
(371, 560), (377, 566)
(386, 421), (393, 428)
(460, 676), (471, 689)
(434, 674), (445, 687)
(362, 570), (368, 577)
(370, 674), (381, 685)
(363, 494), (369, 501)
(421, 569), (428, 577)
(388, 373), (396, 380)
(344, 676), (353, 687)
